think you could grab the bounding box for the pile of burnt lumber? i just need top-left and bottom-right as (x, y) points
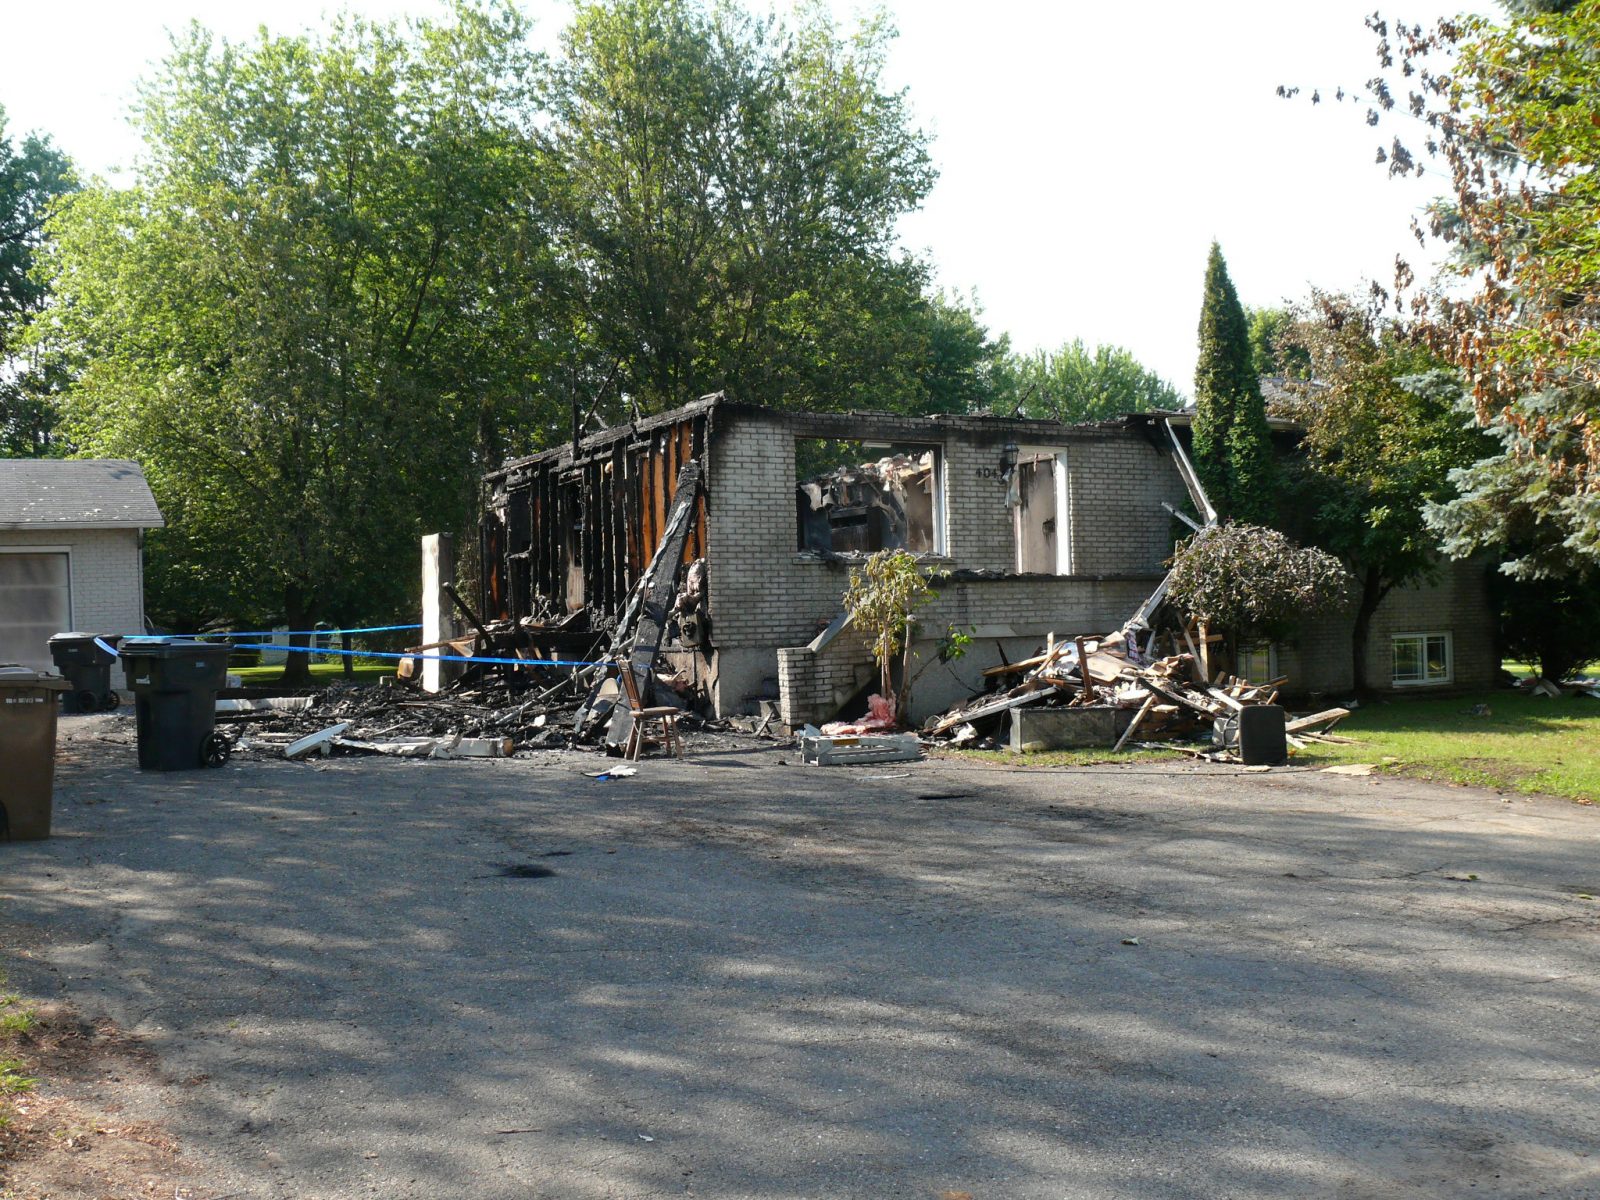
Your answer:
(214, 677), (586, 759)
(925, 625), (1351, 754)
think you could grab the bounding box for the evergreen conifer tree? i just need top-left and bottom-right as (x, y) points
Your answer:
(1192, 242), (1274, 523)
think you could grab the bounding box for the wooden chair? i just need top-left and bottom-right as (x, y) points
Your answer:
(613, 661), (683, 761)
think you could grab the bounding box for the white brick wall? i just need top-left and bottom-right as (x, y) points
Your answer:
(0, 528), (147, 668)
(703, 408), (1186, 715)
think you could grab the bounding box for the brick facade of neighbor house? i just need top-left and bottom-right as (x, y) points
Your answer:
(1270, 557), (1499, 699)
(479, 396), (1501, 726)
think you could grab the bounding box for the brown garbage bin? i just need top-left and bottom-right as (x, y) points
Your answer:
(0, 664), (70, 840)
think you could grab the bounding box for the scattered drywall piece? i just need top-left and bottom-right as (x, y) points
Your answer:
(333, 736), (441, 758)
(284, 723), (350, 760)
(451, 736), (516, 758)
(216, 696), (315, 715)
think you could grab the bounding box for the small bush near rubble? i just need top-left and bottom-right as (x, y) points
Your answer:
(1168, 523), (1351, 641)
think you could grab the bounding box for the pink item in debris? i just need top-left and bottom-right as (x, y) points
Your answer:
(821, 693), (899, 736)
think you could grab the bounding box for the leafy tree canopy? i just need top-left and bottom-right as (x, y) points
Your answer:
(537, 0), (988, 418)
(38, 3), (550, 672)
(1245, 306), (1310, 380)
(1331, 1), (1600, 566)
(996, 339), (1182, 423)
(1167, 523), (1351, 644)
(0, 107), (74, 457)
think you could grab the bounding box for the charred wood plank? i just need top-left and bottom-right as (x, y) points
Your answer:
(574, 459), (703, 738)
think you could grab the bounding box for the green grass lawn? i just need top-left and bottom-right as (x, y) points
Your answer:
(1293, 691), (1600, 802)
(230, 660), (394, 686)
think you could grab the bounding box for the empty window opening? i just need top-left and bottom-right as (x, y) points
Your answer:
(795, 440), (943, 555)
(1392, 632), (1452, 686)
(1012, 448), (1071, 574)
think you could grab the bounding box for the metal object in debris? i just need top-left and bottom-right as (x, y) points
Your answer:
(800, 729), (922, 767)
(1213, 704), (1288, 765)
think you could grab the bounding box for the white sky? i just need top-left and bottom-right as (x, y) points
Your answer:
(0, 0), (1471, 393)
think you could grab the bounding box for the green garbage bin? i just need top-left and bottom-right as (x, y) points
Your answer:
(0, 665), (70, 840)
(48, 632), (123, 713)
(120, 638), (233, 771)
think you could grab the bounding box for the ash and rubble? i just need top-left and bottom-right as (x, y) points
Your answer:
(212, 638), (770, 764)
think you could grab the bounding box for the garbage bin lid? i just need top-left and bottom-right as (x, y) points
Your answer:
(0, 664), (70, 690)
(119, 637), (230, 658)
(48, 631), (101, 642)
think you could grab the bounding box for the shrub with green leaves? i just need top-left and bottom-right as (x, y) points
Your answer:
(1168, 523), (1351, 642)
(842, 549), (945, 722)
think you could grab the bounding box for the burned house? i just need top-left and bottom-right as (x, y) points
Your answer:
(478, 394), (1497, 726)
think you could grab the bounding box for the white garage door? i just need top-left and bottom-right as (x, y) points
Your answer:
(0, 552), (71, 673)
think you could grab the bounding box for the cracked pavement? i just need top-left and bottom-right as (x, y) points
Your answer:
(3, 714), (1599, 1198)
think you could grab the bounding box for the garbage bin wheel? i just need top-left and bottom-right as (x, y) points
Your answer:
(74, 689), (98, 713)
(200, 732), (231, 768)
(101, 690), (120, 712)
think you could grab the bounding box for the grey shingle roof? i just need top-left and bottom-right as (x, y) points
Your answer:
(0, 459), (165, 529)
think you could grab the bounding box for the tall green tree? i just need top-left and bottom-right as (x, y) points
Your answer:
(998, 339), (1182, 423)
(1276, 294), (1491, 694)
(537, 0), (961, 417)
(39, 4), (551, 680)
(1192, 242), (1274, 523)
(0, 107), (74, 457)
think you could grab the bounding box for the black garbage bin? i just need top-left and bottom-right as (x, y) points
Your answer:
(0, 665), (70, 839)
(48, 632), (123, 713)
(120, 638), (233, 771)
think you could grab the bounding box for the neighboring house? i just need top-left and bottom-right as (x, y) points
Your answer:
(0, 460), (164, 673)
(478, 395), (1497, 725)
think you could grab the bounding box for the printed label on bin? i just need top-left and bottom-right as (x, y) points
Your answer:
(4, 696), (45, 704)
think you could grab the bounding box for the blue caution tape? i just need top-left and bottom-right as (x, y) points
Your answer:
(231, 641), (601, 668)
(93, 637), (120, 659)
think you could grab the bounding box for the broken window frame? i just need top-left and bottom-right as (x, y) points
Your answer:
(1235, 641), (1278, 685)
(794, 438), (947, 557)
(1011, 445), (1072, 575)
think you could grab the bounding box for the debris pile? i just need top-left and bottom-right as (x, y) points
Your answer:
(216, 677), (579, 760)
(214, 669), (742, 763)
(924, 624), (1351, 759)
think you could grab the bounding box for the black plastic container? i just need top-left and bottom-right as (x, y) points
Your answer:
(120, 638), (233, 771)
(47, 632), (123, 713)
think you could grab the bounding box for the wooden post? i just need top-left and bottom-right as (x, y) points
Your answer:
(421, 533), (460, 694)
(1113, 694), (1157, 752)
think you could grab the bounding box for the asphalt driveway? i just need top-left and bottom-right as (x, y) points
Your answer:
(4, 716), (1598, 1199)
